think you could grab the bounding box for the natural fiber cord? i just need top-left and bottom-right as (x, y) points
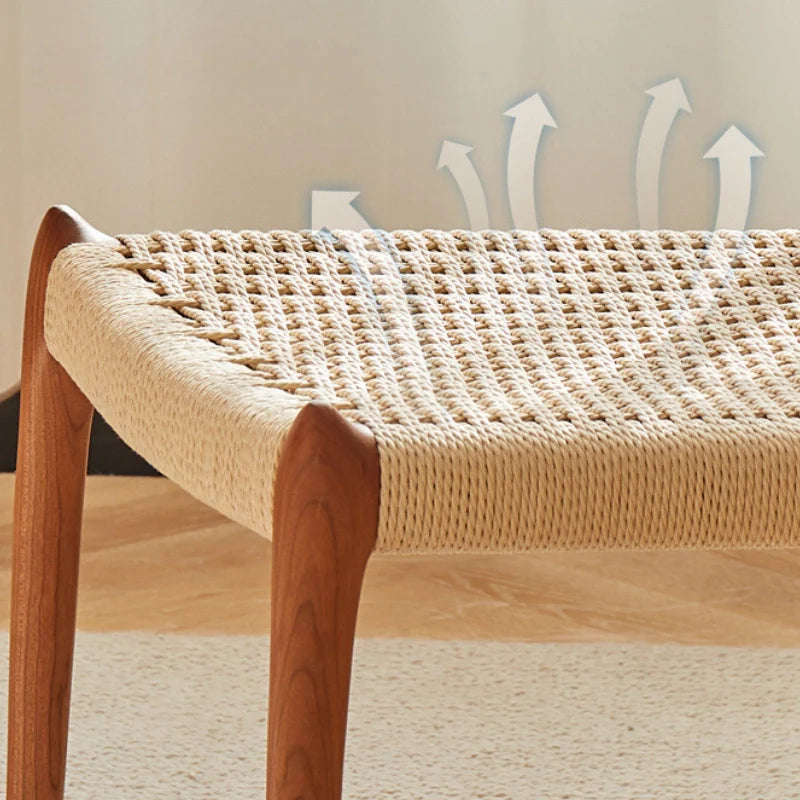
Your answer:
(45, 228), (800, 551)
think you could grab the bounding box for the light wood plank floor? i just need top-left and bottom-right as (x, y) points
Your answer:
(1, 474), (799, 645)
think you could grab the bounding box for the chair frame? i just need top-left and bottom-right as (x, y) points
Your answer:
(6, 206), (381, 800)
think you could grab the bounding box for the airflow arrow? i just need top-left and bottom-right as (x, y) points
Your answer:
(437, 140), (489, 230)
(504, 93), (557, 230)
(636, 78), (691, 229)
(310, 190), (371, 230)
(703, 126), (764, 230)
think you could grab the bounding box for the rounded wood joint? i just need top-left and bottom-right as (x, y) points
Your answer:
(37, 205), (116, 255)
(268, 401), (380, 800)
(7, 206), (110, 800)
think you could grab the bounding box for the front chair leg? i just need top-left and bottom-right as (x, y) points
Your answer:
(7, 206), (112, 800)
(268, 401), (380, 800)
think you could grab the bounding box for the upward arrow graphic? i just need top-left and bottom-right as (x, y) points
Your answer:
(504, 93), (557, 230)
(703, 126), (764, 230)
(437, 141), (489, 230)
(636, 78), (691, 229)
(310, 190), (371, 230)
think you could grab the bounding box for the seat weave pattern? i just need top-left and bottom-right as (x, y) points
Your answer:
(46, 228), (800, 551)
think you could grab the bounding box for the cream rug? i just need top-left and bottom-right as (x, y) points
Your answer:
(1, 633), (799, 799)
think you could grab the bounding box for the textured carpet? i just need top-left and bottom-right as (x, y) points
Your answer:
(1, 633), (799, 799)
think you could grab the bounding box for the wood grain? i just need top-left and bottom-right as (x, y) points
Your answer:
(267, 402), (379, 800)
(7, 206), (113, 800)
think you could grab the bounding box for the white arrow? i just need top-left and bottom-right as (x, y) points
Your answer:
(636, 78), (691, 229)
(504, 93), (557, 230)
(703, 126), (764, 230)
(310, 190), (371, 229)
(437, 140), (489, 230)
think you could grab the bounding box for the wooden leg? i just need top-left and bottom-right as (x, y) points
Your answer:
(267, 401), (380, 800)
(7, 207), (112, 800)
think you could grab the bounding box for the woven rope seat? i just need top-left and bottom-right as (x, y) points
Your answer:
(44, 226), (800, 553)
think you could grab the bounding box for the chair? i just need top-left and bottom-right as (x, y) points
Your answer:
(8, 205), (800, 800)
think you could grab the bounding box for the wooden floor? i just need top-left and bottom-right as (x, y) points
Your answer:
(1, 473), (799, 645)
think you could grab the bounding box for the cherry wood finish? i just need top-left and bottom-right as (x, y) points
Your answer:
(7, 206), (112, 800)
(268, 402), (380, 800)
(7, 207), (381, 800)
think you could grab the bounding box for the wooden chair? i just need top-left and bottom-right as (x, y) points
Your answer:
(8, 206), (800, 799)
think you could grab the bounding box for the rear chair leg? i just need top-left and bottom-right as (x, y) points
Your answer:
(268, 401), (380, 800)
(7, 206), (111, 800)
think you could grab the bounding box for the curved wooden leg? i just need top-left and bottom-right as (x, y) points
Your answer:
(267, 402), (380, 800)
(7, 207), (112, 800)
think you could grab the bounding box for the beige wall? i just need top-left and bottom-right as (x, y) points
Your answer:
(1, 0), (20, 400)
(2, 0), (800, 395)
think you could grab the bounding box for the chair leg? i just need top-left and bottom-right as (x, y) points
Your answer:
(267, 401), (380, 800)
(7, 207), (110, 800)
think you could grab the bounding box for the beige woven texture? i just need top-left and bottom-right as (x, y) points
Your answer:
(45, 228), (800, 552)
(4, 632), (800, 799)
